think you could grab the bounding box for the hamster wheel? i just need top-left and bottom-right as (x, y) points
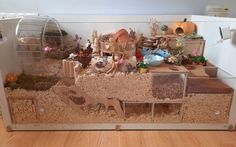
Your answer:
(15, 16), (63, 75)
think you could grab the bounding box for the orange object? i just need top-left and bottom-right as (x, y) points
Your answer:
(139, 68), (148, 74)
(172, 18), (196, 35)
(6, 73), (18, 83)
(114, 29), (129, 43)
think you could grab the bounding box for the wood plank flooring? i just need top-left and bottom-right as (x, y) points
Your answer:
(0, 118), (236, 147)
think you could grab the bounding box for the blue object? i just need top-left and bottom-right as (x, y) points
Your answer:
(155, 49), (171, 58)
(141, 47), (150, 56)
(141, 48), (170, 59)
(144, 54), (164, 67)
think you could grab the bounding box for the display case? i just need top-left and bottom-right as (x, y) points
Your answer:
(0, 15), (236, 131)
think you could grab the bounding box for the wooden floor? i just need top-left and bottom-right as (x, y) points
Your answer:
(0, 119), (236, 147)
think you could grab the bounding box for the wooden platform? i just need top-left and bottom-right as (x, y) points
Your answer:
(185, 62), (217, 77)
(148, 63), (188, 74)
(187, 78), (234, 94)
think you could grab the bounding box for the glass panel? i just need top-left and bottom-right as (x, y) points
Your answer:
(1, 16), (236, 130)
(152, 74), (185, 99)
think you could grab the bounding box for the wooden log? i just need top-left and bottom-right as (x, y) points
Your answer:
(62, 60), (81, 78)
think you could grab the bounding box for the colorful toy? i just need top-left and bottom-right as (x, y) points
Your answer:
(160, 25), (169, 35)
(138, 62), (148, 73)
(172, 18), (196, 35)
(6, 73), (18, 83)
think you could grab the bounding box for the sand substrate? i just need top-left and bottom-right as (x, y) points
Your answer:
(76, 73), (153, 102)
(5, 87), (182, 124)
(3, 75), (233, 124)
(75, 73), (184, 102)
(183, 93), (233, 123)
(124, 103), (182, 123)
(5, 88), (124, 124)
(153, 103), (182, 123)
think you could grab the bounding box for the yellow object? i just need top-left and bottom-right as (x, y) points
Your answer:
(176, 41), (183, 48)
(6, 73), (18, 83)
(172, 19), (196, 35)
(139, 68), (148, 74)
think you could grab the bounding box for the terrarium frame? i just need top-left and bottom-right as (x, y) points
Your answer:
(1, 15), (236, 131)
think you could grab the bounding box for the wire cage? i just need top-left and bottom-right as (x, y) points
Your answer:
(15, 16), (63, 75)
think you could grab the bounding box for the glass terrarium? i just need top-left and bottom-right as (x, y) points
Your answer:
(0, 15), (236, 131)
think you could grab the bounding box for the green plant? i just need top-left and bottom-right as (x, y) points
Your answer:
(192, 56), (199, 63)
(199, 56), (206, 63)
(139, 62), (148, 68)
(192, 56), (207, 64)
(161, 25), (169, 32)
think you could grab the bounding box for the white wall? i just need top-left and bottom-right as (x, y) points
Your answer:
(191, 15), (236, 88)
(52, 15), (191, 42)
(0, 0), (236, 17)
